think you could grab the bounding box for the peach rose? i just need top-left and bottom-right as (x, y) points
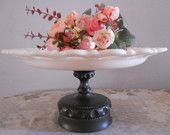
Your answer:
(93, 29), (115, 49)
(48, 19), (66, 38)
(79, 36), (96, 50)
(103, 6), (120, 21)
(76, 14), (92, 30)
(96, 11), (107, 22)
(65, 11), (78, 27)
(45, 39), (59, 51)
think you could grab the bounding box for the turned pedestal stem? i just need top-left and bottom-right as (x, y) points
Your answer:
(73, 71), (95, 95)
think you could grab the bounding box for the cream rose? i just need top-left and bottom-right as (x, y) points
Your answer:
(93, 29), (115, 49)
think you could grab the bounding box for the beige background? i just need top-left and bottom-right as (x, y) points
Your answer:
(0, 0), (169, 96)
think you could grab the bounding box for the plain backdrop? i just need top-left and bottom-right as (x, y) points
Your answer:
(0, 0), (169, 96)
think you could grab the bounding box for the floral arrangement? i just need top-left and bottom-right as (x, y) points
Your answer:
(25, 3), (135, 51)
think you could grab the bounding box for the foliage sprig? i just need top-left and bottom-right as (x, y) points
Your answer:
(25, 6), (61, 21)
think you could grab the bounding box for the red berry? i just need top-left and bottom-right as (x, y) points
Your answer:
(95, 4), (99, 8)
(57, 12), (61, 18)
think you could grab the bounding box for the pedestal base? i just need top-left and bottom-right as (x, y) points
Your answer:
(57, 71), (112, 132)
(58, 93), (112, 132)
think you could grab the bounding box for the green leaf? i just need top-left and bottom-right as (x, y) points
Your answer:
(83, 8), (92, 15)
(115, 28), (135, 47)
(117, 14), (128, 29)
(108, 43), (119, 49)
(118, 18), (128, 29)
(100, 3), (105, 8)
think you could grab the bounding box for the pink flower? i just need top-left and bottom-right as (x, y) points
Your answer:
(96, 11), (107, 22)
(103, 6), (120, 21)
(63, 31), (73, 42)
(48, 19), (66, 38)
(87, 17), (101, 36)
(96, 6), (119, 22)
(65, 11), (78, 27)
(93, 29), (115, 49)
(76, 15), (101, 35)
(79, 36), (96, 50)
(76, 15), (92, 30)
(111, 23), (118, 31)
(63, 36), (71, 42)
(45, 39), (59, 51)
(60, 46), (73, 51)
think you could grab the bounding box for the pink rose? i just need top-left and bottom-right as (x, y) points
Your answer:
(60, 46), (73, 51)
(76, 15), (92, 30)
(87, 17), (101, 36)
(45, 39), (59, 51)
(111, 23), (118, 31)
(63, 36), (71, 42)
(48, 19), (66, 38)
(65, 11), (78, 27)
(79, 36), (96, 50)
(63, 31), (73, 42)
(103, 6), (120, 21)
(93, 29), (115, 49)
(76, 15), (101, 35)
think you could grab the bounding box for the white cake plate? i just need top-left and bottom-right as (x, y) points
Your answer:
(1, 47), (168, 71)
(1, 47), (168, 132)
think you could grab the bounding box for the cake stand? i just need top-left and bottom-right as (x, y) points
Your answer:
(1, 47), (168, 132)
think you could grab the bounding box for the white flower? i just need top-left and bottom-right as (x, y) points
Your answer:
(93, 29), (115, 49)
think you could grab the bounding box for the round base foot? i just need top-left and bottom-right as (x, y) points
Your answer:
(58, 93), (112, 132)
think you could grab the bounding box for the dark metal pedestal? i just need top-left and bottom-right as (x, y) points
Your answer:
(58, 71), (112, 132)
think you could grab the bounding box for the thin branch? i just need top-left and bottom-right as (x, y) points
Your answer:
(24, 32), (49, 40)
(25, 6), (61, 21)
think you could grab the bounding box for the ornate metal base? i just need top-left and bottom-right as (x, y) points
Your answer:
(58, 71), (112, 132)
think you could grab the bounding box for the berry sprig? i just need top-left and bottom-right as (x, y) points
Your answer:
(37, 44), (46, 50)
(25, 6), (61, 21)
(24, 31), (49, 50)
(95, 3), (106, 13)
(24, 31), (50, 40)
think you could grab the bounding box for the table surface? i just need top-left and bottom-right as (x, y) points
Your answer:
(0, 89), (170, 135)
